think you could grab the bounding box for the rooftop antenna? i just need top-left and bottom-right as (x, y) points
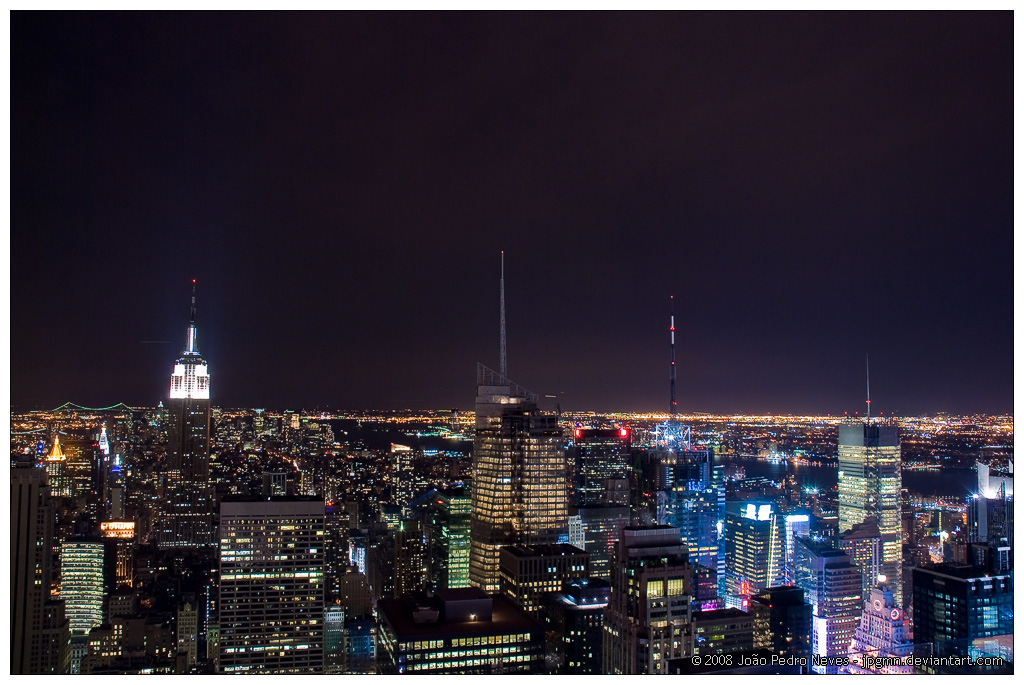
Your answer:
(865, 353), (871, 421)
(190, 279), (197, 324)
(669, 295), (677, 416)
(500, 251), (507, 380)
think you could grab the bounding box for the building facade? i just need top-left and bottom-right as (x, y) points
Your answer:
(469, 364), (567, 592)
(217, 498), (326, 673)
(837, 422), (902, 605)
(603, 526), (693, 674)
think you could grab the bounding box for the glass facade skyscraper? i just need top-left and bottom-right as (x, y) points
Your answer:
(469, 364), (567, 592)
(836, 422), (902, 606)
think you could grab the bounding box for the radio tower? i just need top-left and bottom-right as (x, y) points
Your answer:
(499, 251), (507, 380)
(669, 295), (677, 416)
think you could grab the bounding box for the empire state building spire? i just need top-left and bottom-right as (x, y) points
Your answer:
(186, 279), (198, 354)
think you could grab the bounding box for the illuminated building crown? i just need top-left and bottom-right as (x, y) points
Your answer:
(169, 280), (210, 400)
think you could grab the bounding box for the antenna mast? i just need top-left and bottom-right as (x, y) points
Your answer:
(190, 279), (197, 323)
(670, 295), (677, 416)
(865, 353), (871, 421)
(499, 252), (507, 379)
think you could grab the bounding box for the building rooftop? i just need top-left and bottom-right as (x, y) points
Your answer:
(378, 593), (542, 641)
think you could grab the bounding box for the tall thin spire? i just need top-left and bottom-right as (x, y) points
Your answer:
(499, 251), (507, 379)
(186, 279), (198, 354)
(866, 353), (871, 420)
(669, 295), (677, 416)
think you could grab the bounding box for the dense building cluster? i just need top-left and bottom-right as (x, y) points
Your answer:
(10, 287), (1014, 675)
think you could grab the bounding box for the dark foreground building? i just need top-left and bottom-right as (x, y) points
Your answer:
(377, 587), (544, 674)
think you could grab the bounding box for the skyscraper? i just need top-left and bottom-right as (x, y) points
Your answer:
(791, 536), (863, 674)
(724, 501), (785, 605)
(837, 420), (902, 605)
(158, 281), (213, 549)
(469, 256), (567, 592)
(571, 427), (631, 507)
(60, 538), (109, 636)
(603, 525), (693, 674)
(44, 434), (72, 497)
(218, 498), (326, 673)
(11, 464), (71, 674)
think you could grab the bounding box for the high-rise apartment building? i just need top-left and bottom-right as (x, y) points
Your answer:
(159, 282), (213, 549)
(837, 421), (902, 605)
(469, 365), (567, 592)
(603, 525), (693, 674)
(218, 498), (325, 673)
(12, 465), (70, 674)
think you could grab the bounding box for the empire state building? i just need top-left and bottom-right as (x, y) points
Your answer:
(157, 281), (213, 549)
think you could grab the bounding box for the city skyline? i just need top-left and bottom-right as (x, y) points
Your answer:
(11, 12), (1013, 415)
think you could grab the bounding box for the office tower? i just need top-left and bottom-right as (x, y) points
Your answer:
(45, 434), (72, 497)
(470, 367), (567, 591)
(783, 513), (811, 584)
(571, 427), (631, 506)
(100, 520), (136, 588)
(218, 499), (325, 673)
(394, 519), (428, 596)
(159, 282), (213, 549)
(324, 605), (345, 674)
(845, 585), (913, 674)
(425, 487), (472, 589)
(691, 608), (754, 655)
(912, 563), (1013, 666)
(837, 421), (902, 605)
(177, 602), (199, 668)
(967, 461), (1013, 556)
(107, 449), (125, 520)
(469, 256), (568, 592)
(603, 525), (693, 674)
(61, 538), (110, 635)
(63, 438), (93, 502)
(324, 502), (350, 599)
(791, 536), (862, 674)
(839, 518), (882, 599)
(724, 501), (784, 605)
(663, 451), (719, 573)
(12, 465), (71, 674)
(377, 587), (545, 674)
(390, 443), (416, 516)
(573, 505), (631, 580)
(498, 543), (589, 617)
(542, 578), (610, 674)
(749, 586), (812, 663)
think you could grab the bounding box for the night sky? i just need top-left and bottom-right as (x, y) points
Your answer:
(11, 12), (1013, 415)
